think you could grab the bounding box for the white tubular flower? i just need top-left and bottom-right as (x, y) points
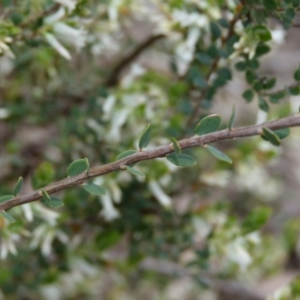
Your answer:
(21, 203), (33, 222)
(0, 40), (14, 58)
(99, 193), (120, 221)
(149, 180), (172, 207)
(0, 233), (19, 259)
(0, 108), (10, 119)
(53, 22), (87, 52)
(54, 0), (77, 12)
(44, 33), (71, 60)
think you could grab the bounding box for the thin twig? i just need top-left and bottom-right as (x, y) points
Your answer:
(105, 34), (166, 87)
(1, 114), (300, 212)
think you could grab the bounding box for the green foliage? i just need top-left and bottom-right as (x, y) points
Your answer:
(205, 145), (232, 164)
(125, 165), (145, 177)
(194, 114), (221, 135)
(66, 158), (89, 176)
(139, 124), (152, 149)
(82, 183), (106, 195)
(166, 153), (196, 167)
(0, 211), (16, 223)
(13, 176), (23, 196)
(1, 0), (300, 298)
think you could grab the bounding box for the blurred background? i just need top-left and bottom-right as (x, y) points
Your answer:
(1, 1), (300, 299)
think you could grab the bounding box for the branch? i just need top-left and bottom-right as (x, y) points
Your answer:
(105, 34), (165, 87)
(184, 13), (242, 132)
(1, 114), (300, 211)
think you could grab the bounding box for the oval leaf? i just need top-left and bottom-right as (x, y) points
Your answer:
(116, 150), (136, 160)
(166, 153), (196, 167)
(41, 197), (64, 208)
(171, 137), (181, 156)
(67, 158), (89, 176)
(139, 124), (152, 149)
(125, 165), (145, 177)
(0, 211), (16, 223)
(0, 195), (14, 203)
(13, 176), (23, 196)
(273, 128), (290, 140)
(261, 127), (281, 146)
(228, 103), (236, 130)
(205, 145), (232, 164)
(194, 114), (221, 136)
(83, 183), (106, 195)
(41, 189), (51, 202)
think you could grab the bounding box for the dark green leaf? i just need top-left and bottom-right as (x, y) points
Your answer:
(67, 158), (89, 176)
(41, 197), (64, 208)
(205, 145), (232, 164)
(194, 114), (221, 135)
(13, 176), (23, 196)
(261, 127), (281, 146)
(0, 211), (16, 223)
(246, 70), (256, 84)
(210, 22), (221, 38)
(228, 103), (236, 130)
(289, 86), (300, 95)
(259, 96), (269, 112)
(125, 166), (145, 177)
(217, 67), (232, 81)
(274, 128), (290, 140)
(171, 137), (181, 155)
(195, 53), (212, 65)
(255, 44), (270, 57)
(247, 59), (260, 70)
(253, 25), (272, 42)
(116, 150), (136, 160)
(83, 183), (106, 195)
(0, 195), (14, 203)
(235, 61), (246, 71)
(263, 0), (277, 10)
(242, 206), (272, 234)
(166, 153), (196, 167)
(139, 124), (152, 149)
(242, 89), (254, 102)
(294, 65), (300, 81)
(252, 80), (262, 92)
(272, 90), (286, 100)
(263, 77), (276, 90)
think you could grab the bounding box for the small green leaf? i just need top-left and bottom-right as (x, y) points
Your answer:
(259, 96), (269, 112)
(85, 158), (90, 175)
(294, 64), (300, 81)
(228, 103), (236, 130)
(274, 128), (290, 140)
(41, 189), (51, 202)
(235, 61), (246, 71)
(263, 77), (276, 90)
(0, 211), (16, 223)
(255, 44), (270, 57)
(139, 124), (152, 149)
(210, 22), (221, 38)
(171, 137), (181, 155)
(41, 197), (64, 208)
(83, 183), (106, 195)
(166, 153), (196, 167)
(253, 25), (272, 42)
(194, 114), (221, 136)
(13, 176), (23, 196)
(246, 70), (256, 84)
(289, 86), (300, 95)
(67, 158), (89, 176)
(242, 206), (272, 234)
(263, 0), (276, 9)
(261, 128), (281, 146)
(125, 165), (145, 177)
(205, 145), (232, 164)
(116, 150), (136, 160)
(0, 195), (14, 203)
(242, 89), (254, 102)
